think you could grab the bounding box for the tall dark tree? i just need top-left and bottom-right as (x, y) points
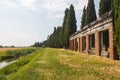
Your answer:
(113, 0), (120, 54)
(99, 0), (112, 16)
(86, 0), (97, 24)
(81, 6), (87, 29)
(64, 4), (77, 48)
(62, 8), (69, 32)
(69, 4), (77, 34)
(62, 8), (69, 47)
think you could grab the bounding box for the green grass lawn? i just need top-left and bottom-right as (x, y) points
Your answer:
(1, 48), (120, 80)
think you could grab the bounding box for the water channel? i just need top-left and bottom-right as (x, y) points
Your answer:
(0, 60), (16, 69)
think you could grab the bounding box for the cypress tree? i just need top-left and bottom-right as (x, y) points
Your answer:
(62, 9), (69, 32)
(99, 0), (112, 16)
(64, 4), (77, 48)
(62, 8), (69, 47)
(69, 4), (77, 34)
(81, 6), (87, 29)
(113, 0), (120, 53)
(86, 0), (97, 24)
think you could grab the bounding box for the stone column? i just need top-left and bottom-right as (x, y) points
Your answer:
(95, 32), (100, 56)
(75, 38), (78, 51)
(77, 38), (80, 52)
(109, 27), (118, 60)
(80, 37), (83, 52)
(86, 35), (89, 54)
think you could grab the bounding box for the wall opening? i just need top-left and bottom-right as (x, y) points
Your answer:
(99, 30), (110, 57)
(82, 36), (86, 52)
(89, 34), (95, 54)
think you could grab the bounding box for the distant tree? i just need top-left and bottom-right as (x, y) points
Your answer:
(86, 0), (97, 24)
(99, 0), (112, 16)
(0, 45), (3, 48)
(33, 42), (41, 47)
(81, 6), (87, 29)
(11, 45), (15, 48)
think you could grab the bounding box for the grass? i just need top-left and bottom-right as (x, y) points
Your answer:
(1, 48), (120, 80)
(0, 48), (42, 80)
(0, 48), (38, 62)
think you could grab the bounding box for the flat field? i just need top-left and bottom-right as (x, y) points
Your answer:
(0, 48), (21, 52)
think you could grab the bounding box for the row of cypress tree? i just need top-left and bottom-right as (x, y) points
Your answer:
(81, 0), (97, 29)
(35, 5), (77, 48)
(81, 0), (112, 29)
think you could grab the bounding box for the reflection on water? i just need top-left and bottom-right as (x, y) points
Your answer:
(0, 60), (16, 69)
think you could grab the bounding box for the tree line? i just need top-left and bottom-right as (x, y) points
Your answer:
(33, 0), (115, 49)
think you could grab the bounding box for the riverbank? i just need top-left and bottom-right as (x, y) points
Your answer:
(0, 48), (41, 80)
(0, 48), (38, 62)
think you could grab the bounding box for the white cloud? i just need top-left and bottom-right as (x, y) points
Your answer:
(49, 13), (64, 19)
(43, 0), (88, 19)
(18, 0), (38, 11)
(43, 0), (68, 12)
(0, 0), (39, 11)
(74, 0), (88, 11)
(43, 0), (88, 12)
(0, 0), (18, 10)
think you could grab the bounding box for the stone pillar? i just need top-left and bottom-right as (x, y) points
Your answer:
(80, 37), (83, 52)
(95, 32), (100, 56)
(109, 27), (119, 60)
(75, 38), (78, 51)
(86, 35), (89, 54)
(109, 27), (113, 59)
(77, 38), (79, 51)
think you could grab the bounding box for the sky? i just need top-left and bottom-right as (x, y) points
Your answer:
(0, 0), (100, 47)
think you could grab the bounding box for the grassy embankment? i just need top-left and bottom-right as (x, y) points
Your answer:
(1, 48), (120, 80)
(0, 48), (38, 62)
